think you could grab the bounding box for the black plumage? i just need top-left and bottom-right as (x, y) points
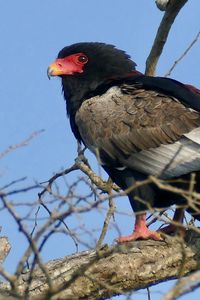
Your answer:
(48, 42), (200, 242)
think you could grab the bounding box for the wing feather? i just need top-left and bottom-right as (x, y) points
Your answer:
(75, 85), (200, 177)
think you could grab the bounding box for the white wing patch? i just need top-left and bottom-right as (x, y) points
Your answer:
(128, 127), (200, 179)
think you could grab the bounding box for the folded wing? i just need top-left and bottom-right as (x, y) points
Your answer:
(75, 85), (200, 178)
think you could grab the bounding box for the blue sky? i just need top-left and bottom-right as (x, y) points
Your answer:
(0, 1), (200, 299)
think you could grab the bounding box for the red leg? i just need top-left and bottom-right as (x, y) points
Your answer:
(159, 208), (185, 234)
(117, 213), (162, 243)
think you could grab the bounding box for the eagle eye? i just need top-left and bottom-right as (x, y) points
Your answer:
(77, 55), (88, 64)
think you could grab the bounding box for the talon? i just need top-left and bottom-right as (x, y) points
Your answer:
(117, 230), (162, 243)
(159, 224), (186, 236)
(158, 208), (185, 236)
(117, 213), (163, 243)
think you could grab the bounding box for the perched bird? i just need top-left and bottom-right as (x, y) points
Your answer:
(48, 42), (200, 242)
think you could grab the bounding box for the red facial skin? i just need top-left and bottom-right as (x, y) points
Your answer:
(47, 53), (88, 77)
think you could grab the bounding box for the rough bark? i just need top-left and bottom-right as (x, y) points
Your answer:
(1, 230), (200, 300)
(0, 237), (11, 265)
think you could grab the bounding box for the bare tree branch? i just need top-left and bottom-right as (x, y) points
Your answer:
(0, 237), (11, 265)
(162, 270), (200, 300)
(96, 188), (116, 249)
(155, 0), (170, 11)
(0, 231), (199, 299)
(1, 2), (199, 300)
(145, 0), (188, 75)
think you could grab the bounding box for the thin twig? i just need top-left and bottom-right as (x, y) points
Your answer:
(96, 182), (116, 249)
(147, 287), (151, 300)
(1, 195), (53, 289)
(165, 31), (200, 77)
(0, 130), (44, 160)
(162, 270), (200, 300)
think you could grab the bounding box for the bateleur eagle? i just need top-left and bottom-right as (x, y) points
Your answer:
(48, 42), (200, 243)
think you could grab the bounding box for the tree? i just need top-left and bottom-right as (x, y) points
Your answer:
(1, 0), (200, 299)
